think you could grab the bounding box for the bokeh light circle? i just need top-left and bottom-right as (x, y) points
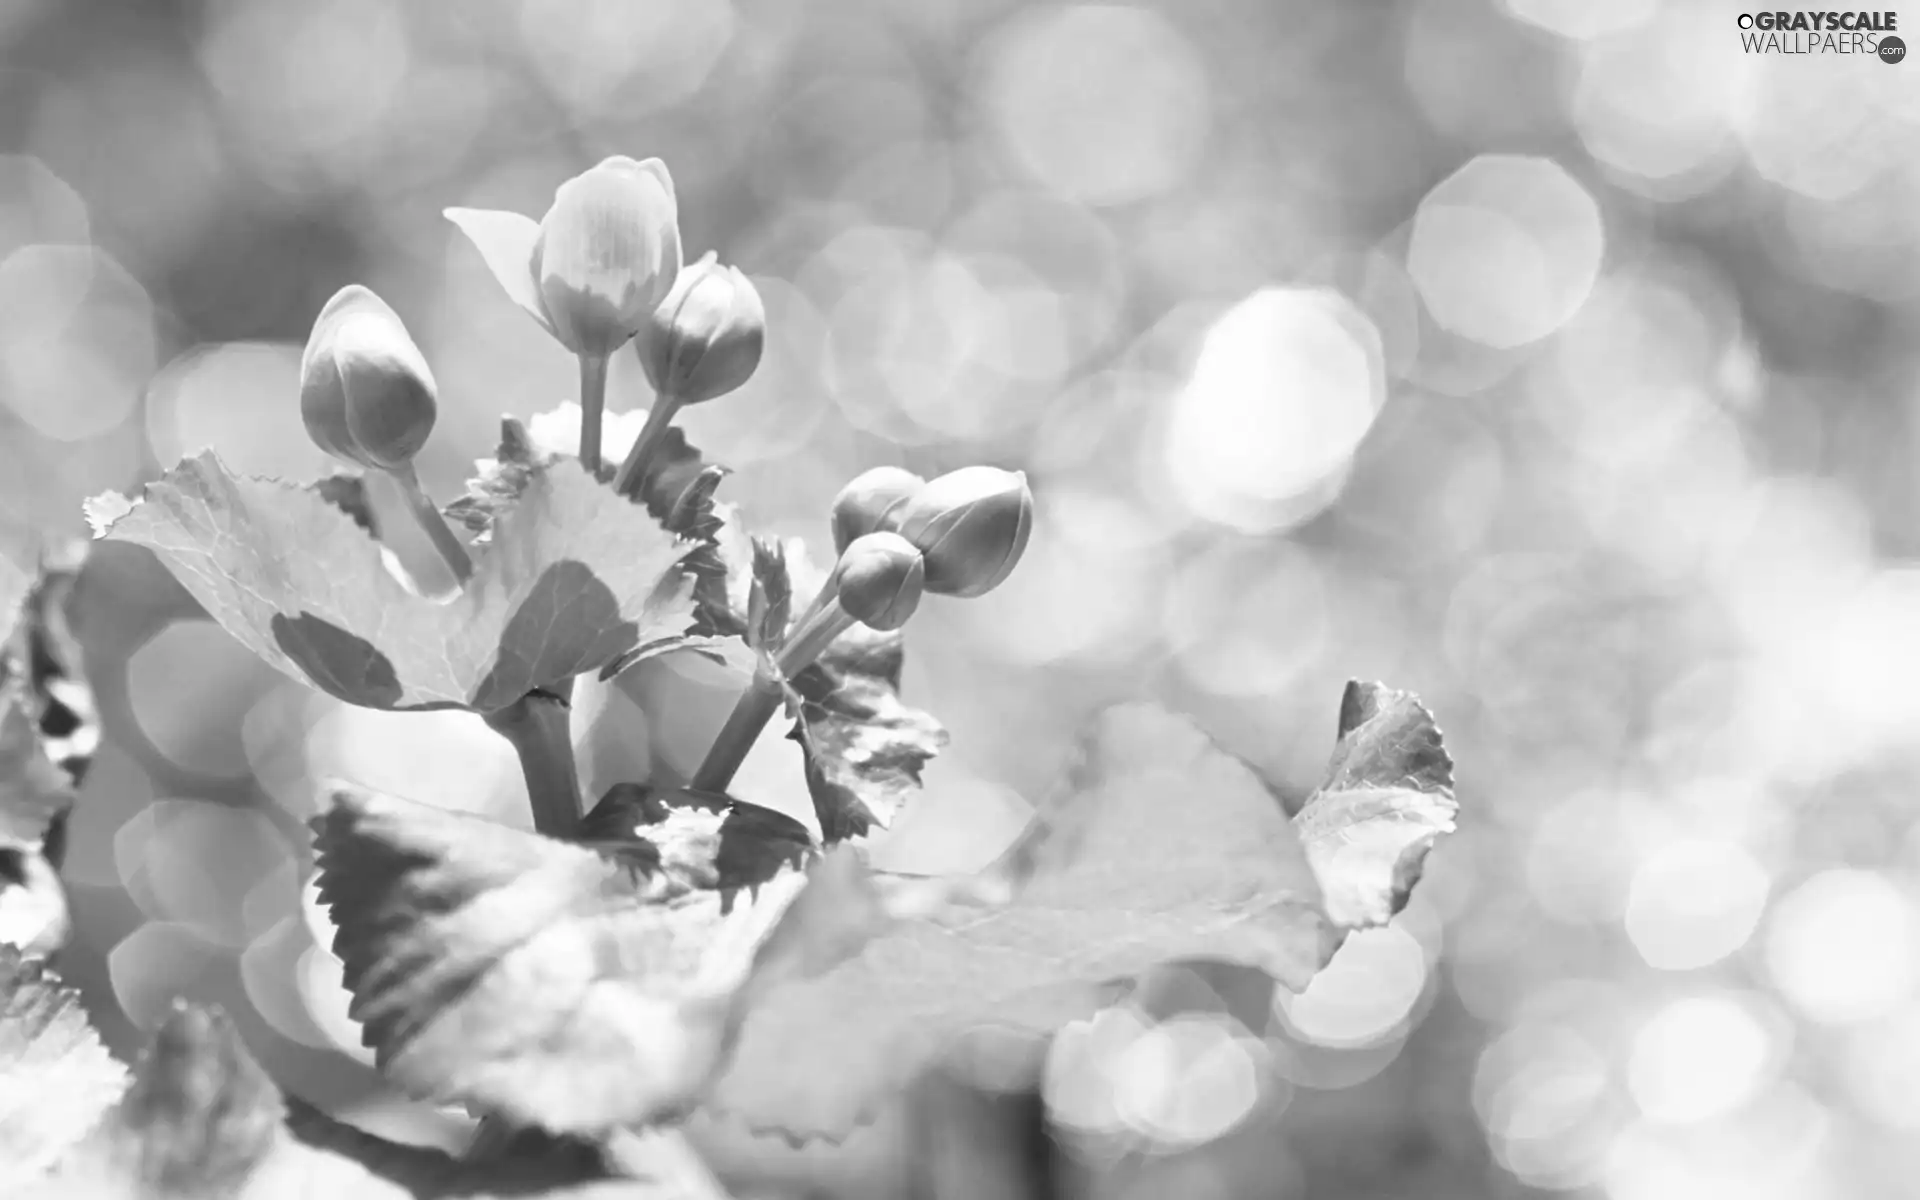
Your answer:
(1407, 155), (1604, 349)
(127, 618), (284, 779)
(1164, 287), (1386, 533)
(1274, 924), (1429, 1048)
(1627, 991), (1784, 1124)
(1765, 869), (1919, 1025)
(1624, 838), (1771, 970)
(975, 5), (1210, 208)
(145, 341), (330, 481)
(0, 244), (152, 441)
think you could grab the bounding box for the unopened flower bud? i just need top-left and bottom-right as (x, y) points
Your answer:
(830, 466), (924, 556)
(536, 157), (682, 357)
(832, 532), (924, 632)
(301, 285), (439, 472)
(885, 466), (1032, 599)
(637, 252), (765, 406)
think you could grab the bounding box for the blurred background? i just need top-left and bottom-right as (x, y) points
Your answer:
(3, 0), (1919, 1195)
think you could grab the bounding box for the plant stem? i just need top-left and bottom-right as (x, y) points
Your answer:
(776, 600), (858, 679)
(386, 462), (473, 585)
(687, 600), (859, 795)
(786, 575), (839, 645)
(577, 353), (610, 475)
(689, 669), (784, 795)
(611, 389), (682, 500)
(483, 690), (581, 837)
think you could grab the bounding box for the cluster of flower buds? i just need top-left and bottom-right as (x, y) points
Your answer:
(446, 157), (767, 489)
(300, 284), (473, 586)
(766, 465), (1033, 682)
(685, 463), (1034, 796)
(831, 465), (1033, 599)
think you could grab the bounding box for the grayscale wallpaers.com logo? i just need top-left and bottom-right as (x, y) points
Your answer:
(1737, 10), (1905, 60)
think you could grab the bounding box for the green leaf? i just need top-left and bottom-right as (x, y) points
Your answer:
(743, 539), (790, 657)
(0, 947), (127, 1189)
(1293, 679), (1458, 931)
(447, 404), (739, 641)
(445, 404), (709, 543)
(772, 540), (948, 843)
(700, 683), (1455, 1142)
(309, 783), (880, 1137)
(86, 452), (699, 712)
(787, 649), (947, 844)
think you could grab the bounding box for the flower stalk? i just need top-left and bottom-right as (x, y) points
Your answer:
(686, 596), (863, 794)
(687, 531), (921, 794)
(577, 354), (611, 475)
(388, 462), (473, 586)
(688, 665), (786, 795)
(483, 690), (582, 837)
(611, 389), (682, 500)
(615, 254), (766, 499)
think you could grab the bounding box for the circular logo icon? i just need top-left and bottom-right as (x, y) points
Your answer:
(1881, 35), (1907, 64)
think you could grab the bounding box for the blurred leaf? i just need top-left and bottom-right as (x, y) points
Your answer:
(10, 989), (695, 1198)
(0, 686), (77, 852)
(86, 452), (699, 712)
(0, 837), (68, 959)
(309, 783), (879, 1136)
(0, 946), (127, 1188)
(0, 544), (98, 849)
(698, 687), (1446, 1142)
(16, 542), (100, 805)
(1295, 680), (1457, 931)
(0, 531), (32, 641)
(0, 547), (96, 956)
(61, 1002), (283, 1197)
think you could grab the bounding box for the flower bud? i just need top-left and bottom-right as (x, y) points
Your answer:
(637, 252), (765, 406)
(301, 285), (438, 472)
(535, 156), (682, 357)
(832, 532), (924, 632)
(884, 466), (1032, 599)
(830, 466), (923, 556)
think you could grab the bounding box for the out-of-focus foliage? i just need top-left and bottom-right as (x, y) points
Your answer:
(4, 0), (1920, 1195)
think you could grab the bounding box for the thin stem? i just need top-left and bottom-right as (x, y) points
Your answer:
(687, 600), (859, 796)
(785, 575), (839, 646)
(690, 669), (784, 795)
(577, 353), (610, 475)
(483, 691), (582, 837)
(611, 390), (682, 500)
(387, 463), (473, 585)
(776, 600), (858, 678)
